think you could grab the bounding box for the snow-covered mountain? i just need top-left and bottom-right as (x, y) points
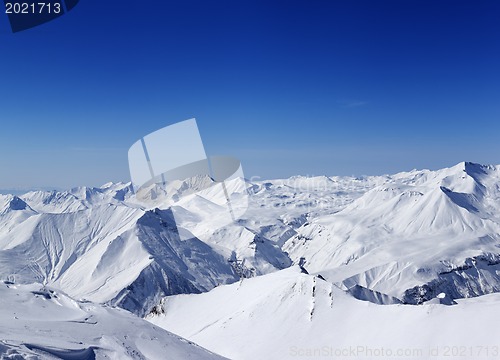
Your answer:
(0, 184), (244, 317)
(148, 266), (500, 360)
(1, 161), (500, 359)
(0, 177), (301, 317)
(3, 162), (500, 308)
(284, 162), (500, 303)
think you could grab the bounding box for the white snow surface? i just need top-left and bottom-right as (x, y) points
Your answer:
(284, 162), (500, 303)
(0, 282), (224, 359)
(149, 266), (500, 360)
(2, 161), (500, 359)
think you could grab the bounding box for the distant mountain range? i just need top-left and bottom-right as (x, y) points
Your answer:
(1, 161), (500, 359)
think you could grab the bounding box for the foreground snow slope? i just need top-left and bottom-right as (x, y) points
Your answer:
(149, 266), (500, 360)
(0, 282), (225, 359)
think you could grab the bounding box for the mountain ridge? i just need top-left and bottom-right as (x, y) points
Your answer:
(1, 161), (499, 314)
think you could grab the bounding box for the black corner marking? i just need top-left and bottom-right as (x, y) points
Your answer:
(4, 0), (79, 33)
(64, 0), (78, 12)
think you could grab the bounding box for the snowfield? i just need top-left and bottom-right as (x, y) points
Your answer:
(0, 282), (225, 359)
(148, 266), (500, 360)
(1, 161), (500, 359)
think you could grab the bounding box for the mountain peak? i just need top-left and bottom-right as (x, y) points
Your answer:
(8, 196), (28, 211)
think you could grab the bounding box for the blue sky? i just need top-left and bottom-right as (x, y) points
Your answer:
(0, 0), (499, 189)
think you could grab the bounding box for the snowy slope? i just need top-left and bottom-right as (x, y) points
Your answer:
(0, 179), (315, 316)
(0, 199), (241, 316)
(284, 162), (500, 303)
(2, 162), (500, 313)
(149, 266), (500, 360)
(1, 161), (500, 359)
(0, 172), (377, 317)
(0, 281), (225, 359)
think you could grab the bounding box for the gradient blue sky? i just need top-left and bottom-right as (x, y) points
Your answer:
(0, 0), (499, 189)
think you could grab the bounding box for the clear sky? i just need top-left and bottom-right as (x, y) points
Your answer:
(0, 0), (499, 189)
